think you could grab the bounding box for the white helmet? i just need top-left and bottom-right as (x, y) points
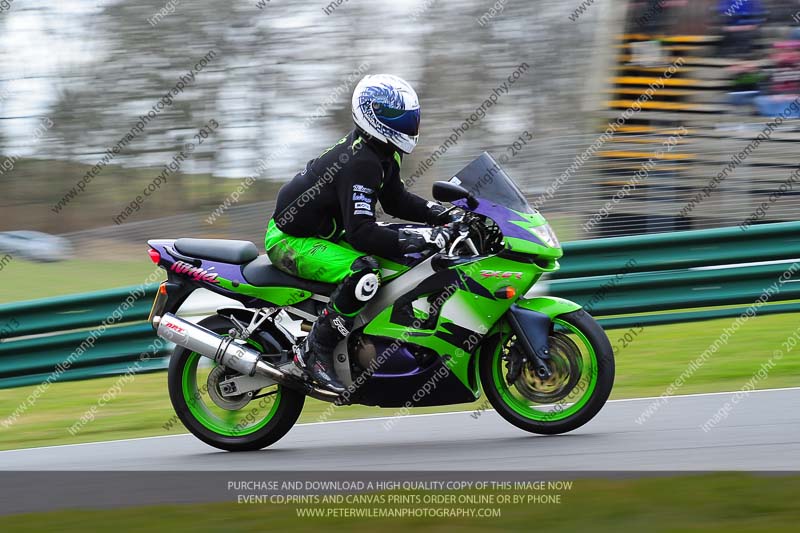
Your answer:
(352, 74), (420, 154)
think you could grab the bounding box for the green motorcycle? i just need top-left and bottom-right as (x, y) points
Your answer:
(147, 152), (614, 451)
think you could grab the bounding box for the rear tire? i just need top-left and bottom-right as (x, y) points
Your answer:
(167, 315), (305, 451)
(479, 310), (614, 435)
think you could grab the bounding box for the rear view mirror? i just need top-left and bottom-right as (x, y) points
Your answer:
(432, 181), (478, 209)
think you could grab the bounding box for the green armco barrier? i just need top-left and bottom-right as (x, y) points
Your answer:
(0, 285), (159, 341)
(0, 358), (169, 389)
(556, 220), (800, 279)
(0, 284), (170, 390)
(0, 222), (798, 390)
(0, 323), (167, 376)
(551, 262), (800, 316)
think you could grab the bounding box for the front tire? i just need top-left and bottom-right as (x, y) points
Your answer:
(167, 315), (305, 451)
(479, 309), (614, 435)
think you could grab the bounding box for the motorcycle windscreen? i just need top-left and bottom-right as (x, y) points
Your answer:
(448, 152), (536, 214)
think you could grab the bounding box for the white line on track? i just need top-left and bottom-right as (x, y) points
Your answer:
(2, 386), (799, 454)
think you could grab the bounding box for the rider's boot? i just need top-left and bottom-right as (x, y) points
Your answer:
(294, 306), (349, 393)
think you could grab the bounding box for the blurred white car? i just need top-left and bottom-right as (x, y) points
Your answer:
(0, 231), (73, 262)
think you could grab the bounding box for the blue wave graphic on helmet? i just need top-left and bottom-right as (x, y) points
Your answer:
(359, 83), (407, 110)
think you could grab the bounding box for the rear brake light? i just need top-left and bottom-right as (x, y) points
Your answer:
(148, 248), (161, 264)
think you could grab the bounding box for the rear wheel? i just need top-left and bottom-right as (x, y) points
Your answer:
(167, 315), (304, 451)
(479, 310), (614, 435)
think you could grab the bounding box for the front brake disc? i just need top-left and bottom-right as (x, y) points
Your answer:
(513, 333), (582, 403)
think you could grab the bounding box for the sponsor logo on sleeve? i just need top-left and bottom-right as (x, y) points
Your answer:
(353, 184), (374, 194)
(354, 201), (371, 211)
(353, 193), (371, 202)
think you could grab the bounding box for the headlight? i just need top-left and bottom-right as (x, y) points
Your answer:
(528, 223), (560, 248)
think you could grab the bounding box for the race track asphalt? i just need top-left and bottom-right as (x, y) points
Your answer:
(2, 387), (799, 471)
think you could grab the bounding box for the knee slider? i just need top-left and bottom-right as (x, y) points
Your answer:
(354, 272), (380, 302)
(331, 256), (381, 315)
(348, 256), (381, 303)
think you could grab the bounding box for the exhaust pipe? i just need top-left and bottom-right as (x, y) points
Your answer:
(154, 313), (340, 402)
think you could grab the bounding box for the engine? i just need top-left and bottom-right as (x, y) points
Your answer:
(350, 334), (426, 375)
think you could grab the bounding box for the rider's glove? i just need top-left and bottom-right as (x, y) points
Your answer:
(398, 226), (452, 254)
(426, 201), (460, 226)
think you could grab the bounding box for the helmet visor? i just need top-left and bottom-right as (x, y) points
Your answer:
(374, 105), (420, 137)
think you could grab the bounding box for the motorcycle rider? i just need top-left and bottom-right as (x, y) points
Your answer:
(265, 74), (454, 393)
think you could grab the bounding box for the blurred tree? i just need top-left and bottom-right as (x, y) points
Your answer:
(1, 0), (601, 232)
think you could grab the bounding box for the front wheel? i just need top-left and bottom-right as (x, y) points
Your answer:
(479, 309), (614, 435)
(167, 315), (305, 451)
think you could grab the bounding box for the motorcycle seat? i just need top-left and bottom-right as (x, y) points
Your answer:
(242, 255), (336, 296)
(174, 238), (259, 264)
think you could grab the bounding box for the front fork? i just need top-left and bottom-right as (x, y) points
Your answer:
(496, 297), (584, 384)
(504, 304), (554, 383)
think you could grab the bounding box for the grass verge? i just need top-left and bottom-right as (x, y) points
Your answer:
(0, 259), (158, 302)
